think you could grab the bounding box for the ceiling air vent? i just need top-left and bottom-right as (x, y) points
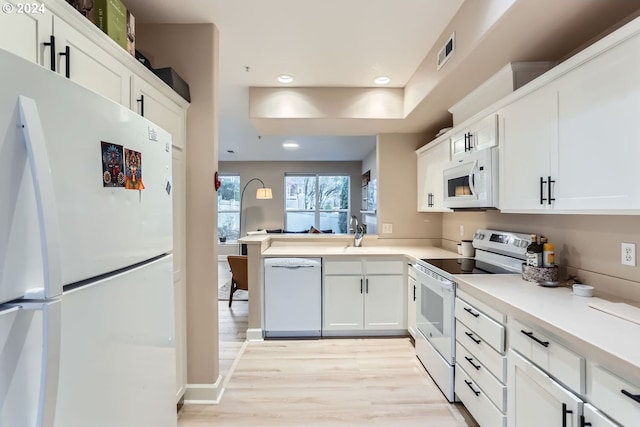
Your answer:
(437, 33), (455, 70)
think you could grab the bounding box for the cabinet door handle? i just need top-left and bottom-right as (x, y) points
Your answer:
(43, 35), (56, 72)
(58, 45), (70, 79)
(540, 177), (548, 205)
(621, 389), (640, 404)
(463, 307), (480, 318)
(521, 330), (549, 347)
(360, 279), (363, 294)
(464, 380), (480, 396)
(365, 278), (369, 294)
(548, 176), (555, 205)
(580, 415), (592, 427)
(562, 403), (573, 427)
(465, 331), (481, 344)
(137, 94), (145, 117)
(413, 284), (416, 302)
(467, 132), (473, 151)
(465, 356), (481, 370)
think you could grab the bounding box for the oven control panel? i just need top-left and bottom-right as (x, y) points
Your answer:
(472, 229), (532, 259)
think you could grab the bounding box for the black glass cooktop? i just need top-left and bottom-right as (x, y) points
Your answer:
(420, 258), (516, 275)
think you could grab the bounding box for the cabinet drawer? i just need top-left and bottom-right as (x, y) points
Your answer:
(457, 289), (506, 324)
(456, 342), (506, 411)
(455, 364), (506, 427)
(509, 318), (585, 394)
(324, 260), (363, 275)
(583, 404), (621, 427)
(456, 298), (505, 352)
(365, 260), (404, 275)
(590, 364), (640, 427)
(456, 321), (507, 382)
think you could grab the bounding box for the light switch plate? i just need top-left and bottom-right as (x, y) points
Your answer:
(382, 223), (393, 234)
(622, 242), (636, 266)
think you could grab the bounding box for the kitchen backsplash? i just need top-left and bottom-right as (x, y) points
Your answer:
(442, 211), (640, 304)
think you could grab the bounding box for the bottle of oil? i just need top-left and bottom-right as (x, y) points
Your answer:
(543, 239), (555, 267)
(526, 234), (542, 267)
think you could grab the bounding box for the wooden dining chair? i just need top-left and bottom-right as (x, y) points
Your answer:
(227, 255), (248, 307)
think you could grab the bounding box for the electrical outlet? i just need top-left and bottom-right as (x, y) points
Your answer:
(622, 242), (636, 267)
(460, 225), (464, 237)
(382, 223), (393, 234)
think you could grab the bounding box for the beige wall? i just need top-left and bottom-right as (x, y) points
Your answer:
(443, 211), (640, 302)
(218, 161), (363, 233)
(136, 24), (220, 386)
(377, 133), (443, 239)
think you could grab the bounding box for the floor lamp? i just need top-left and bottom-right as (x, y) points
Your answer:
(239, 178), (272, 253)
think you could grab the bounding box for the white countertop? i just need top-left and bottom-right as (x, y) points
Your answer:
(256, 237), (640, 378)
(261, 243), (457, 260)
(454, 274), (640, 378)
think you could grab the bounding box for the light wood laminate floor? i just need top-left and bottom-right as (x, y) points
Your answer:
(179, 338), (478, 427)
(218, 261), (248, 378)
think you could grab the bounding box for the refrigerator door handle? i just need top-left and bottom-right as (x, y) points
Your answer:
(18, 96), (63, 299)
(10, 300), (62, 427)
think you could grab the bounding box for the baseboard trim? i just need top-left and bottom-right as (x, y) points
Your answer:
(246, 328), (264, 341)
(184, 376), (224, 404)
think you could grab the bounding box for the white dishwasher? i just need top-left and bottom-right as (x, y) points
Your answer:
(263, 258), (322, 338)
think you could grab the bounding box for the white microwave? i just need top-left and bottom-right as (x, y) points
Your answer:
(443, 147), (498, 209)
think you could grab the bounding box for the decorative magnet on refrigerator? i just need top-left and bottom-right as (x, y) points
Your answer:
(101, 141), (125, 187)
(124, 148), (145, 190)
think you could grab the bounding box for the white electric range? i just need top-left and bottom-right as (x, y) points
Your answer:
(414, 229), (533, 402)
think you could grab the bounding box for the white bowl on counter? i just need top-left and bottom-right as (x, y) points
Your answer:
(573, 284), (594, 297)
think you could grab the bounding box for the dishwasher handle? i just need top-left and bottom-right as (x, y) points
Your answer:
(270, 265), (316, 269)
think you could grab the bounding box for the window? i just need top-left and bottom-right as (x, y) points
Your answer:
(217, 174), (240, 242)
(285, 174), (350, 233)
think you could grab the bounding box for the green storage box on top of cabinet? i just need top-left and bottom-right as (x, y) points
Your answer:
(94, 0), (128, 50)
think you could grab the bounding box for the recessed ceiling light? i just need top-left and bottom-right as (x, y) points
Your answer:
(282, 142), (299, 149)
(278, 74), (294, 84)
(374, 76), (390, 85)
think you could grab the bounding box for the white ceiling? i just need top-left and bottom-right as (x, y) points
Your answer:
(123, 0), (465, 161)
(124, 0), (640, 162)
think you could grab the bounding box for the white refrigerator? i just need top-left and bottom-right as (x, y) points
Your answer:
(0, 49), (177, 427)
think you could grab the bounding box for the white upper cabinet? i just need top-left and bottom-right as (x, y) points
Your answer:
(0, 0), (52, 66)
(417, 137), (451, 212)
(553, 33), (640, 212)
(500, 27), (640, 214)
(451, 114), (498, 158)
(499, 85), (558, 212)
(52, 16), (132, 106)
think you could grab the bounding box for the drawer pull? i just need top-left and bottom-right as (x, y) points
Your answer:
(465, 356), (481, 370)
(521, 330), (549, 347)
(621, 389), (640, 404)
(465, 331), (481, 344)
(562, 403), (573, 427)
(464, 380), (480, 396)
(580, 415), (592, 427)
(463, 307), (480, 318)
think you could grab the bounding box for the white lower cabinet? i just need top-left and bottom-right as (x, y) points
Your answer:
(323, 258), (405, 335)
(588, 364), (639, 426)
(455, 291), (507, 426)
(456, 363), (506, 427)
(583, 404), (621, 427)
(407, 264), (417, 338)
(508, 349), (583, 427)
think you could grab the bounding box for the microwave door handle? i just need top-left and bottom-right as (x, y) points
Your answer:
(468, 160), (478, 196)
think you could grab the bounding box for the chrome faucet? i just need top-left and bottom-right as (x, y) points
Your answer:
(350, 215), (364, 247)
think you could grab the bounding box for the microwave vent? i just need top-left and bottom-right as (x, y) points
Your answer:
(437, 33), (455, 70)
